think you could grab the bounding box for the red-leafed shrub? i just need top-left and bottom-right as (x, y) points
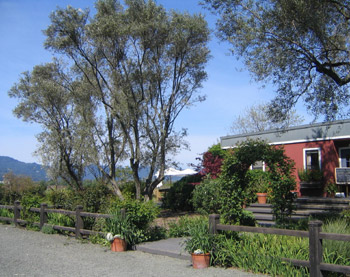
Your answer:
(199, 144), (225, 179)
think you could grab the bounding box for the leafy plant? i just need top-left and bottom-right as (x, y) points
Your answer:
(41, 224), (56, 234)
(325, 181), (338, 195)
(182, 218), (215, 254)
(246, 170), (271, 193)
(192, 178), (221, 214)
(20, 194), (43, 225)
(105, 211), (138, 246)
(168, 216), (208, 238)
(110, 197), (159, 231)
(161, 174), (201, 212)
(212, 232), (309, 276)
(298, 169), (323, 182)
(323, 218), (350, 266)
(47, 212), (75, 227)
(0, 208), (14, 219)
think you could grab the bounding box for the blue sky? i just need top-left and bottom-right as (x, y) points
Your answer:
(0, 0), (312, 167)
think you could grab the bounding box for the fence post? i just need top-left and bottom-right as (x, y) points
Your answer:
(40, 203), (48, 229)
(120, 208), (126, 219)
(14, 200), (20, 227)
(209, 214), (220, 234)
(75, 205), (84, 239)
(309, 220), (323, 277)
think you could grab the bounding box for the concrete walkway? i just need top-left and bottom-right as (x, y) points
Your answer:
(136, 237), (190, 260)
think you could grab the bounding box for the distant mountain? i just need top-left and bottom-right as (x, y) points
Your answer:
(0, 156), (48, 181)
(0, 156), (179, 182)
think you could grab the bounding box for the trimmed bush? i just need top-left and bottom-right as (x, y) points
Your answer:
(162, 174), (201, 211)
(192, 178), (221, 214)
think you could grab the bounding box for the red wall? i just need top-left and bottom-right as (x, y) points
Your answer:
(282, 140), (339, 196)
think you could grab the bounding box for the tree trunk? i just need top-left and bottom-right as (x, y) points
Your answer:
(111, 179), (124, 201)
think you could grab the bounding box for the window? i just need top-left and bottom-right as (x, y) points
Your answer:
(339, 148), (350, 168)
(303, 148), (321, 170)
(251, 161), (265, 171)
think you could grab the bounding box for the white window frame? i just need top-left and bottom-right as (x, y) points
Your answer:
(303, 148), (321, 170)
(339, 147), (350, 168)
(250, 161), (266, 171)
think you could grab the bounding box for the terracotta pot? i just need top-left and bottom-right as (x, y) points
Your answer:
(191, 253), (210, 269)
(256, 193), (267, 204)
(111, 237), (127, 252)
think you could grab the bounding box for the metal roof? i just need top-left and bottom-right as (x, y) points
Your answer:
(221, 119), (350, 148)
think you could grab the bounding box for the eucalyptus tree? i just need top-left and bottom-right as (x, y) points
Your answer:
(43, 0), (210, 200)
(204, 0), (350, 121)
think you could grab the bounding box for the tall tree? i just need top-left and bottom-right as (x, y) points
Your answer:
(230, 103), (304, 134)
(204, 0), (350, 121)
(9, 62), (88, 191)
(11, 0), (210, 200)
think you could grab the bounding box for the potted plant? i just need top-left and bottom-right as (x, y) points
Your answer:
(247, 170), (271, 204)
(298, 169), (323, 188)
(182, 220), (214, 269)
(325, 181), (338, 198)
(105, 212), (136, 252)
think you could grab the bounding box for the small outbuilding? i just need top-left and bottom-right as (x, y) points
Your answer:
(220, 119), (350, 197)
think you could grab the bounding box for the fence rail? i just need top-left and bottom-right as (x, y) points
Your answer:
(209, 214), (350, 277)
(0, 200), (124, 239)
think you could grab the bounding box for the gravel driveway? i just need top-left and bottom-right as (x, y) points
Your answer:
(0, 224), (261, 277)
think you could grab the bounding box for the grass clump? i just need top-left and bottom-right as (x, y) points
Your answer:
(167, 215), (208, 238)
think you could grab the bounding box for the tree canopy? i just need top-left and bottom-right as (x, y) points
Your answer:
(9, 0), (210, 200)
(204, 0), (350, 121)
(230, 103), (304, 134)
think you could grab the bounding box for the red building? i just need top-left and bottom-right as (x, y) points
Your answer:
(220, 120), (350, 197)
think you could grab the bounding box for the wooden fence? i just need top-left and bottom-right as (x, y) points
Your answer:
(209, 214), (350, 277)
(0, 200), (125, 239)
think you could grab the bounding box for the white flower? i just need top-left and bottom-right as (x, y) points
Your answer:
(106, 232), (114, 241)
(194, 249), (204, 254)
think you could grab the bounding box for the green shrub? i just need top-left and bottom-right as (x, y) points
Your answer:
(192, 178), (221, 214)
(213, 233), (309, 276)
(323, 219), (350, 266)
(162, 174), (201, 211)
(167, 215), (208, 238)
(110, 197), (159, 231)
(20, 194), (43, 225)
(0, 208), (14, 220)
(246, 170), (271, 194)
(105, 211), (140, 246)
(89, 233), (110, 246)
(107, 197), (160, 244)
(298, 169), (323, 182)
(144, 226), (167, 241)
(45, 188), (79, 210)
(45, 188), (71, 208)
(41, 224), (56, 234)
(47, 212), (75, 227)
(80, 182), (113, 213)
(183, 218), (215, 254)
(240, 210), (256, 226)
